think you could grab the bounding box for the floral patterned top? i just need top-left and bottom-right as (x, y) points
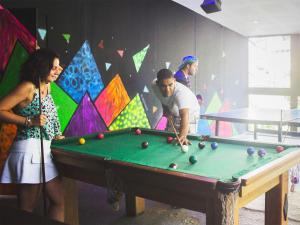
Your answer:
(15, 89), (62, 141)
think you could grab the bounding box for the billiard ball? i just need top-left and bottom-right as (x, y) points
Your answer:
(211, 142), (218, 150)
(198, 142), (205, 149)
(97, 133), (104, 139)
(141, 141), (149, 149)
(181, 144), (189, 153)
(166, 136), (174, 143)
(276, 145), (285, 153)
(135, 128), (142, 135)
(79, 138), (85, 145)
(258, 148), (267, 157)
(189, 155), (198, 164)
(169, 163), (177, 169)
(247, 146), (255, 156)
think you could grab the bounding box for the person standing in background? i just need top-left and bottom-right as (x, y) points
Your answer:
(174, 55), (199, 88)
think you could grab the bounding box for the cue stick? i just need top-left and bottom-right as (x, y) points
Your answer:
(168, 116), (184, 148)
(38, 77), (47, 217)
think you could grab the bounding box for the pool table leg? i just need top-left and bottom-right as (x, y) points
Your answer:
(206, 196), (239, 225)
(125, 193), (145, 216)
(265, 171), (288, 225)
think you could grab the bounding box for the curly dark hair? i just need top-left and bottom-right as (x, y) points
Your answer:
(20, 48), (59, 86)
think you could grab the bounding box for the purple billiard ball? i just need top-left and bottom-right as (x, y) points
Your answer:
(291, 176), (299, 184)
(211, 142), (218, 150)
(247, 147), (255, 156)
(141, 141), (149, 149)
(258, 148), (267, 157)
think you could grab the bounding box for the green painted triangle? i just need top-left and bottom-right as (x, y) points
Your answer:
(51, 82), (78, 132)
(205, 92), (223, 125)
(62, 33), (71, 43)
(232, 125), (239, 136)
(109, 94), (150, 131)
(133, 44), (150, 73)
(0, 42), (29, 98)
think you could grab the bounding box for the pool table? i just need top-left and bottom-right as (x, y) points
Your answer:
(51, 128), (300, 225)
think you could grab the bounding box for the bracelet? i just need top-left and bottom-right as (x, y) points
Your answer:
(24, 116), (32, 127)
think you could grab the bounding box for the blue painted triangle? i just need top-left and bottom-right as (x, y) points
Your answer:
(143, 86), (149, 93)
(58, 40), (104, 103)
(38, 28), (47, 40)
(105, 62), (111, 71)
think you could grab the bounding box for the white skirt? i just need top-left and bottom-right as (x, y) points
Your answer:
(0, 138), (59, 184)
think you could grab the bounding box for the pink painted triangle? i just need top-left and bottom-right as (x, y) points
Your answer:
(98, 40), (104, 49)
(155, 116), (167, 131)
(64, 93), (107, 137)
(0, 5), (4, 9)
(0, 6), (36, 77)
(210, 100), (233, 137)
(117, 50), (124, 58)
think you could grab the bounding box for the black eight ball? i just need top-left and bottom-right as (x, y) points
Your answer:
(198, 142), (206, 149)
(141, 141), (149, 149)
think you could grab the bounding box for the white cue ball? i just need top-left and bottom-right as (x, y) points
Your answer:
(181, 145), (189, 153)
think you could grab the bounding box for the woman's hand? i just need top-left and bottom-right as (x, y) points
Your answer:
(30, 114), (47, 127)
(54, 135), (65, 140)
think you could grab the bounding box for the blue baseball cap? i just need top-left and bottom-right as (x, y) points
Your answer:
(178, 55), (198, 70)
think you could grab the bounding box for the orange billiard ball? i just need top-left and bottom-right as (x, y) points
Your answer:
(98, 133), (104, 139)
(79, 138), (85, 145)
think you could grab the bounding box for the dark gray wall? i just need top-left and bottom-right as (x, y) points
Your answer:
(2, 0), (248, 127)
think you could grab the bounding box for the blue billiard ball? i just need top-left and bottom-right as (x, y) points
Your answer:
(247, 147), (255, 156)
(258, 148), (267, 157)
(211, 142), (218, 150)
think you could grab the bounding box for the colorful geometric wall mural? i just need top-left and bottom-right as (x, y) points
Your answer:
(0, 42), (29, 98)
(51, 82), (78, 132)
(0, 6), (35, 79)
(64, 93), (107, 137)
(95, 74), (130, 126)
(0, 6), (36, 193)
(155, 116), (167, 131)
(133, 44), (150, 73)
(58, 40), (104, 103)
(109, 94), (150, 131)
(204, 92), (238, 137)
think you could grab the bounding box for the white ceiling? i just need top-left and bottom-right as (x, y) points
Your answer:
(172, 0), (300, 37)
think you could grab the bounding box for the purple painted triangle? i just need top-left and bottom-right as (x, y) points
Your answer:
(64, 94), (107, 137)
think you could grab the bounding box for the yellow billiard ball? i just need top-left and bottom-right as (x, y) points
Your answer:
(79, 138), (85, 145)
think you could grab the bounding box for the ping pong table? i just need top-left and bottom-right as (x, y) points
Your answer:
(200, 108), (300, 142)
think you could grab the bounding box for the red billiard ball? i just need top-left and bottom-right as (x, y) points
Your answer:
(97, 133), (104, 139)
(166, 136), (173, 143)
(135, 128), (142, 135)
(276, 145), (284, 153)
(141, 141), (149, 149)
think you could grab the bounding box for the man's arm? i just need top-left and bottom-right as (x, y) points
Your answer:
(178, 108), (190, 145)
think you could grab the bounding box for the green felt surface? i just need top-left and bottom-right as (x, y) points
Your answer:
(51, 129), (298, 182)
